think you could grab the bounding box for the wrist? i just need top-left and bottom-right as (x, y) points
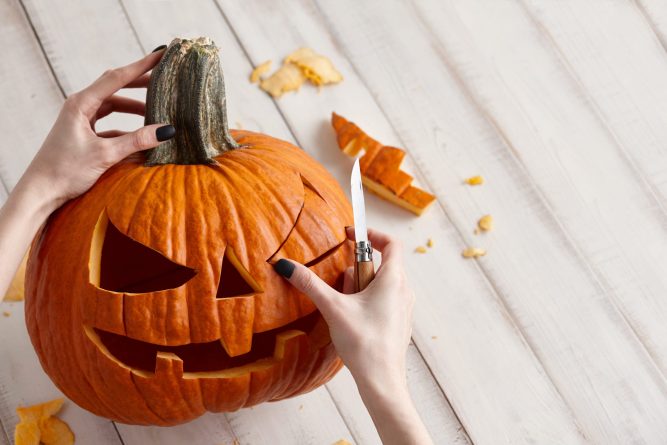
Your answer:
(10, 172), (62, 221)
(352, 367), (409, 403)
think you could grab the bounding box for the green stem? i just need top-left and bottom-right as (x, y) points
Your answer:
(144, 37), (239, 166)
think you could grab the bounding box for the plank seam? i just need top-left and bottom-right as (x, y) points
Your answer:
(111, 421), (126, 445)
(312, 0), (588, 440)
(632, 0), (667, 54)
(116, 0), (147, 54)
(407, 342), (473, 444)
(515, 0), (667, 388)
(16, 0), (66, 98)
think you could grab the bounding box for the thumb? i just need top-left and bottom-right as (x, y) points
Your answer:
(111, 123), (175, 157)
(273, 259), (338, 313)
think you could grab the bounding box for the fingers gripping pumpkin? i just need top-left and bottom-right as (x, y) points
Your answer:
(25, 37), (353, 425)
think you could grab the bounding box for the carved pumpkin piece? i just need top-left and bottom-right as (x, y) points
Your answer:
(25, 38), (353, 426)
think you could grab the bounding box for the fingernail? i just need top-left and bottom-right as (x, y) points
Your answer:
(344, 226), (353, 231)
(273, 259), (295, 279)
(156, 125), (175, 142)
(151, 44), (167, 53)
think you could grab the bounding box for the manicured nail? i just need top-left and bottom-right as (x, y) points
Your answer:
(151, 44), (167, 53)
(273, 259), (295, 279)
(156, 125), (175, 142)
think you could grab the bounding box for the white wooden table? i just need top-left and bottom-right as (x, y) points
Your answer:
(3, 0), (667, 443)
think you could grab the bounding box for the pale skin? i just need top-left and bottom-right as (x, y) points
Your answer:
(0, 50), (433, 445)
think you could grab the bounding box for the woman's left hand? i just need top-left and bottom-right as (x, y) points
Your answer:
(24, 48), (174, 208)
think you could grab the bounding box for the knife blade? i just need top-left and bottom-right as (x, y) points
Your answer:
(351, 159), (368, 244)
(351, 158), (375, 291)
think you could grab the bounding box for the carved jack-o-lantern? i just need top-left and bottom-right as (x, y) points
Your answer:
(25, 38), (353, 425)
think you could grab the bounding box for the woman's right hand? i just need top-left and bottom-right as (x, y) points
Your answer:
(274, 226), (415, 391)
(275, 228), (433, 445)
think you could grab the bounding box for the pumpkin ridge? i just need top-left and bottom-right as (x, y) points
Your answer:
(123, 165), (163, 234)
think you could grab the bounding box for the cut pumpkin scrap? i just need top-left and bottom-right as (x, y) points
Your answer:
(331, 441), (353, 445)
(478, 214), (494, 232)
(3, 250), (28, 302)
(465, 175), (484, 185)
(14, 398), (74, 445)
(331, 113), (436, 216)
(284, 48), (343, 86)
(415, 246), (428, 254)
(257, 47), (342, 97)
(462, 247), (486, 258)
(260, 63), (305, 98)
(249, 60), (272, 83)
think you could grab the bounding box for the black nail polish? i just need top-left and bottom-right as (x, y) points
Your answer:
(273, 259), (295, 279)
(156, 125), (175, 142)
(151, 44), (167, 53)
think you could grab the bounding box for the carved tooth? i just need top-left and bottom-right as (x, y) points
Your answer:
(155, 351), (183, 377)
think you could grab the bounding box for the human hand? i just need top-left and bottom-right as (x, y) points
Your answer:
(274, 227), (415, 390)
(21, 47), (175, 210)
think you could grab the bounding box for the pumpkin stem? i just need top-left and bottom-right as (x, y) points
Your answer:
(144, 37), (239, 165)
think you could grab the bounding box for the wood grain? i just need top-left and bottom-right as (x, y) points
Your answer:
(315, 0), (667, 443)
(3, 0), (667, 443)
(0, 0), (62, 194)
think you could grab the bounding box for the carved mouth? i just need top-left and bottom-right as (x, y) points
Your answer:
(84, 311), (322, 378)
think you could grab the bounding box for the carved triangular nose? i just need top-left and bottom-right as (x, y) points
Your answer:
(216, 246), (260, 299)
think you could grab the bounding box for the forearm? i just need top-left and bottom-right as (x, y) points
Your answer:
(355, 375), (433, 445)
(0, 174), (58, 298)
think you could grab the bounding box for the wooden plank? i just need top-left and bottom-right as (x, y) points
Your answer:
(0, 301), (123, 445)
(117, 413), (236, 445)
(20, 0), (354, 442)
(226, 389), (352, 445)
(635, 0), (667, 51)
(311, 0), (667, 442)
(214, 0), (590, 444)
(20, 0), (145, 134)
(327, 345), (471, 445)
(0, 0), (62, 192)
(521, 0), (667, 384)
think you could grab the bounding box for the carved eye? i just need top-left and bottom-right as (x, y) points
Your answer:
(91, 211), (196, 293)
(267, 176), (347, 267)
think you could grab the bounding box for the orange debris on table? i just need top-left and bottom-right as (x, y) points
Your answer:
(14, 398), (74, 445)
(478, 214), (494, 232)
(257, 48), (342, 97)
(249, 60), (272, 83)
(462, 247), (486, 258)
(331, 113), (436, 216)
(464, 175), (484, 185)
(3, 251), (28, 302)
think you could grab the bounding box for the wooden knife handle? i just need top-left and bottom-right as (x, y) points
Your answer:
(354, 260), (375, 292)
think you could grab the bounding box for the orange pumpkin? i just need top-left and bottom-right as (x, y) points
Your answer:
(25, 37), (352, 425)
